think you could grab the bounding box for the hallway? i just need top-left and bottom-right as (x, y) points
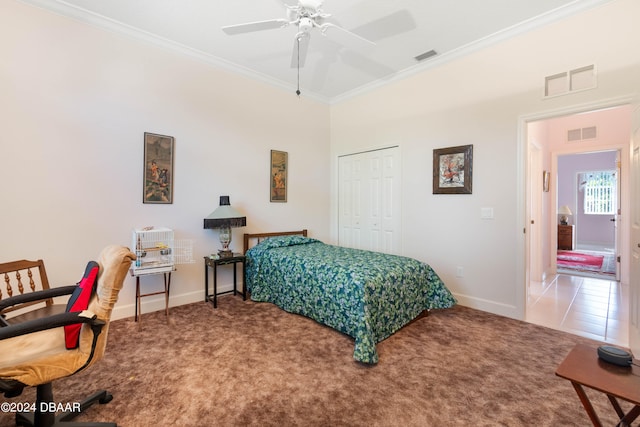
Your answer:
(526, 273), (628, 347)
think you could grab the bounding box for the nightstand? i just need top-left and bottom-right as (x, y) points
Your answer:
(204, 254), (246, 308)
(558, 225), (574, 250)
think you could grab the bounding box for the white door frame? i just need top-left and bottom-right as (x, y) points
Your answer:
(629, 101), (640, 355)
(518, 96), (634, 318)
(527, 140), (544, 283)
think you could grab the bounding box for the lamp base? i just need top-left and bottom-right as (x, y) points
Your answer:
(218, 249), (233, 258)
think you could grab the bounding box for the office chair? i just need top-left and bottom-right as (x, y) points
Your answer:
(0, 245), (135, 426)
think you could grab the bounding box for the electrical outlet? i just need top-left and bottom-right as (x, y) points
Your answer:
(456, 266), (464, 278)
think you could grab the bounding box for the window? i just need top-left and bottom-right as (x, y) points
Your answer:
(581, 171), (616, 215)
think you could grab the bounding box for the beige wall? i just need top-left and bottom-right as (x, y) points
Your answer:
(2, 0), (640, 322)
(329, 0), (640, 318)
(0, 0), (331, 319)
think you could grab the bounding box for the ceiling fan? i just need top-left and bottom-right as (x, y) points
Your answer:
(222, 0), (375, 71)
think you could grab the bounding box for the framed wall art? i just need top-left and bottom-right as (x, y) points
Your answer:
(270, 150), (287, 202)
(433, 144), (473, 194)
(143, 132), (174, 204)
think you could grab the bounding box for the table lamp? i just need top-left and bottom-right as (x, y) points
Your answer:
(558, 205), (572, 225)
(204, 196), (246, 257)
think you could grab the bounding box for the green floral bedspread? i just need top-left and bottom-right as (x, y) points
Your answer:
(245, 236), (456, 364)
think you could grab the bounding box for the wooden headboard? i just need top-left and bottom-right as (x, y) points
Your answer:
(243, 229), (308, 254)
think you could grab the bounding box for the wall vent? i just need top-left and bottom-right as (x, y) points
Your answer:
(544, 64), (596, 98)
(545, 72), (568, 97)
(415, 49), (438, 61)
(581, 126), (597, 139)
(567, 126), (597, 142)
(570, 65), (596, 91)
(567, 128), (582, 142)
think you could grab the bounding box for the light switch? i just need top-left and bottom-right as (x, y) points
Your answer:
(481, 207), (494, 219)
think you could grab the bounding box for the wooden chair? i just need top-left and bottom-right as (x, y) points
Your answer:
(0, 260), (69, 326)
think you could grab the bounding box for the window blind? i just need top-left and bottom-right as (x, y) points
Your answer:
(582, 171), (616, 215)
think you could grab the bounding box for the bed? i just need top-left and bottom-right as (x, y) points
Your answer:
(243, 230), (456, 364)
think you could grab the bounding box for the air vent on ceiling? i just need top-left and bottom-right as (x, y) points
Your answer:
(415, 50), (438, 62)
(567, 126), (597, 142)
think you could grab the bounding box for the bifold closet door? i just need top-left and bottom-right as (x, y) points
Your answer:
(338, 147), (401, 254)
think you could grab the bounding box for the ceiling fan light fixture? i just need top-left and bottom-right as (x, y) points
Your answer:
(415, 49), (438, 62)
(299, 17), (314, 33)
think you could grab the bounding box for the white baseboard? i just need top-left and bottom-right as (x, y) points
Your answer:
(112, 288), (519, 322)
(111, 283), (237, 321)
(452, 292), (521, 320)
(111, 290), (523, 320)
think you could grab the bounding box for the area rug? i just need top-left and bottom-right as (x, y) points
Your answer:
(557, 250), (604, 272)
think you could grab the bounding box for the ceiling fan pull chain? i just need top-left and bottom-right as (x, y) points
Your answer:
(221, 0), (376, 97)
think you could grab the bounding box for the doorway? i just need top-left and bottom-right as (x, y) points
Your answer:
(556, 151), (619, 280)
(524, 104), (632, 345)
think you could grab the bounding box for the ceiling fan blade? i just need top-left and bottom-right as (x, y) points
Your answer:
(222, 19), (291, 35)
(290, 33), (311, 68)
(320, 23), (375, 52)
(349, 9), (416, 42)
(341, 50), (395, 79)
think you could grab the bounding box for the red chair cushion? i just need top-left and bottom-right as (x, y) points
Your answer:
(64, 261), (99, 349)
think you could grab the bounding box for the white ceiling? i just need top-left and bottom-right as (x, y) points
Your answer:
(22, 0), (611, 103)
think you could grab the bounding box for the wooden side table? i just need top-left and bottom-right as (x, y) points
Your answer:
(556, 344), (640, 426)
(558, 224), (574, 250)
(204, 254), (246, 308)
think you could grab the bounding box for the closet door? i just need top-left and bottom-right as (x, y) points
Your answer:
(339, 154), (363, 249)
(339, 147), (401, 254)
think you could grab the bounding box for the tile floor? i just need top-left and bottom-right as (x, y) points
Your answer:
(526, 273), (629, 347)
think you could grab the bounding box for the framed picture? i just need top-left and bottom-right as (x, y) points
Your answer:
(433, 144), (473, 194)
(270, 150), (287, 202)
(143, 132), (174, 204)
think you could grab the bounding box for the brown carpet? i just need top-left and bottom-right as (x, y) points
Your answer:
(0, 296), (634, 426)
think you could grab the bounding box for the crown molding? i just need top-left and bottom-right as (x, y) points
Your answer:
(18, 0), (613, 105)
(329, 0), (614, 104)
(16, 0), (331, 103)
